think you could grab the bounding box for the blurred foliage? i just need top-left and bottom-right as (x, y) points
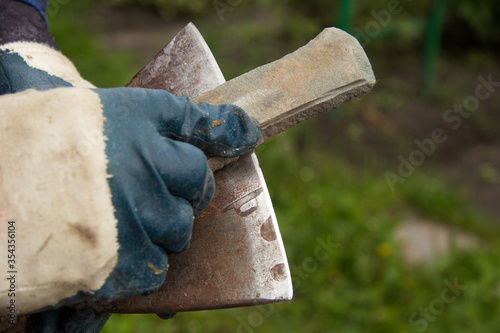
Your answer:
(445, 0), (500, 49)
(87, 0), (500, 50)
(102, 0), (209, 18)
(48, 5), (138, 87)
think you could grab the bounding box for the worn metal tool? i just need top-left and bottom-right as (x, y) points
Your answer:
(98, 23), (293, 313)
(92, 22), (375, 313)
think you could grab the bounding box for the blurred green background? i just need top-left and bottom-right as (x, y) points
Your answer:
(47, 0), (500, 331)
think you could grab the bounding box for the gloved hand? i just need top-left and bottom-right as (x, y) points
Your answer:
(0, 0), (261, 331)
(0, 50), (260, 302)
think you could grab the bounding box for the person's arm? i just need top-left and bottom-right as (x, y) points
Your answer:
(0, 1), (260, 331)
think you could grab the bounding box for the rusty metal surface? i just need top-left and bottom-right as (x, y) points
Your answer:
(101, 153), (292, 313)
(97, 23), (292, 313)
(127, 22), (224, 98)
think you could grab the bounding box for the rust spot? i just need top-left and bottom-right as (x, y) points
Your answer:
(68, 223), (97, 248)
(260, 217), (277, 241)
(148, 262), (164, 275)
(211, 119), (222, 127)
(270, 263), (287, 281)
(196, 201), (221, 222)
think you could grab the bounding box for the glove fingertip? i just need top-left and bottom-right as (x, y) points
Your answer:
(205, 106), (261, 158)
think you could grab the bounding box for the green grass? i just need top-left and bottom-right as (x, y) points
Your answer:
(101, 125), (500, 333)
(46, 4), (500, 332)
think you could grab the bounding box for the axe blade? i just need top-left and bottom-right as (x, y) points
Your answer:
(127, 22), (225, 97)
(104, 23), (293, 313)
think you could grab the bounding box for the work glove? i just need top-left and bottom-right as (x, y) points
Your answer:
(0, 0), (261, 331)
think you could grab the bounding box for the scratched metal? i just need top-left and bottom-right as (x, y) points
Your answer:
(127, 22), (225, 98)
(99, 153), (292, 313)
(93, 23), (292, 313)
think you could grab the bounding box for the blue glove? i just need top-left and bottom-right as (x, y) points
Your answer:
(0, 1), (261, 332)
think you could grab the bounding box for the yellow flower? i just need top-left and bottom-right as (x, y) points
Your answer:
(376, 242), (392, 258)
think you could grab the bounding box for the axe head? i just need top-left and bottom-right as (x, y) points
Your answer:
(104, 23), (293, 313)
(128, 22), (224, 97)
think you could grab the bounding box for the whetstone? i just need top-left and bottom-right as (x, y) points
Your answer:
(194, 27), (376, 170)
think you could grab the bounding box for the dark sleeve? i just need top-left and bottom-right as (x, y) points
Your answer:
(13, 0), (48, 18)
(0, 0), (58, 49)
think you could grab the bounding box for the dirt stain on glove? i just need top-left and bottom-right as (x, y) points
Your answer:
(68, 223), (97, 248)
(211, 119), (222, 127)
(148, 262), (164, 275)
